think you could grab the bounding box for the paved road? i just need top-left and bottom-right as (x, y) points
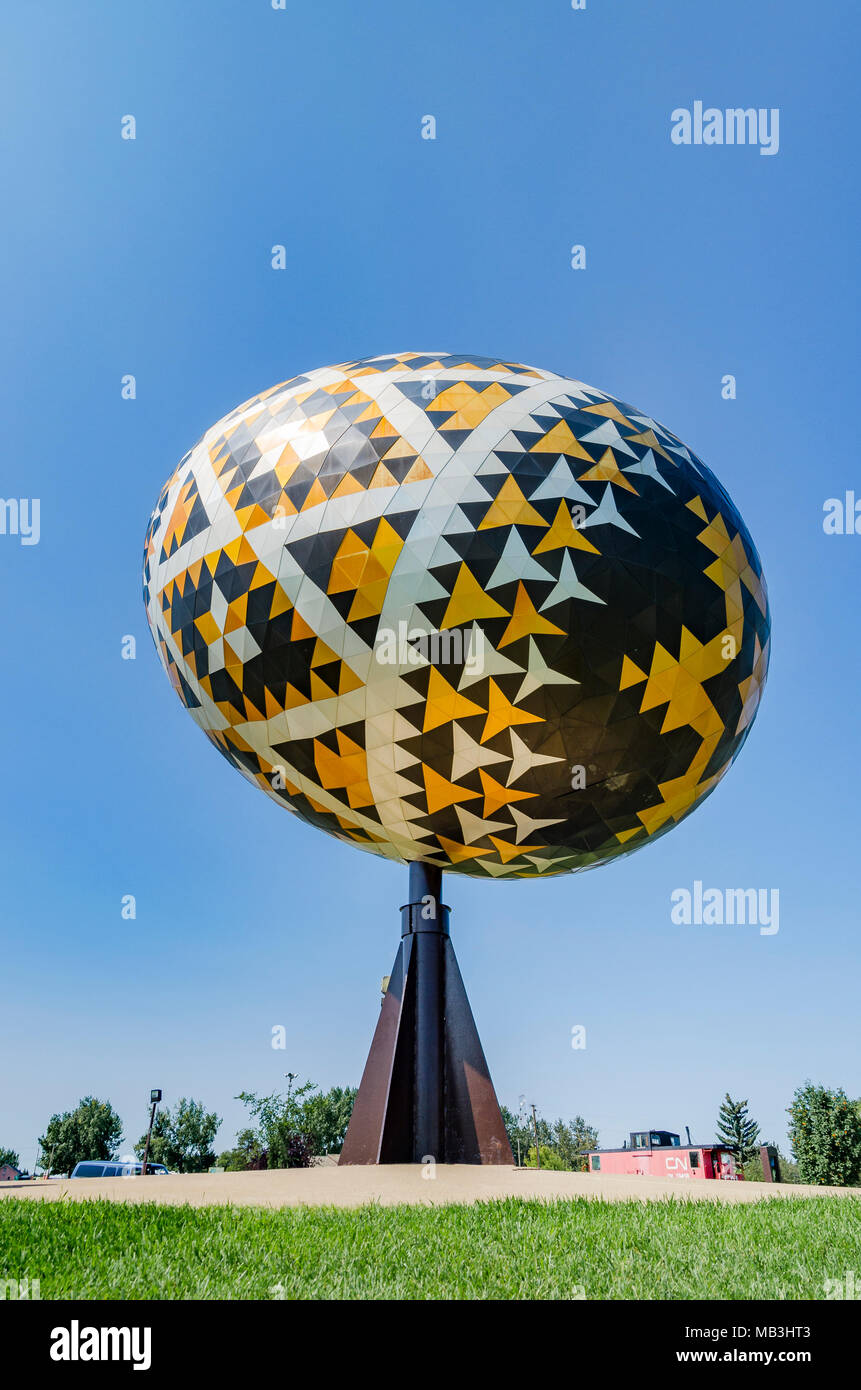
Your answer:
(1, 1166), (855, 1209)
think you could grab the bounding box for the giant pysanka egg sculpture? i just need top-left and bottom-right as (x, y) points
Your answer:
(143, 352), (770, 879)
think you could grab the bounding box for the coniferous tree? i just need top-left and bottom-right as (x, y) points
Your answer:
(716, 1093), (761, 1165)
(501, 1105), (598, 1169)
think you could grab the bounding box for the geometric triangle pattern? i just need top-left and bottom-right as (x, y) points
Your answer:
(142, 351), (771, 879)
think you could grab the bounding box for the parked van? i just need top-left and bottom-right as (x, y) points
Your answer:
(69, 1160), (169, 1178)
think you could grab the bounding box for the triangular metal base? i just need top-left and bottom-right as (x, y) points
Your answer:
(339, 869), (512, 1165)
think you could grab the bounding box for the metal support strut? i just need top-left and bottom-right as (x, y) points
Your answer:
(339, 863), (513, 1165)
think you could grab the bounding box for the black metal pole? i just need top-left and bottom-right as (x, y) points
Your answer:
(531, 1103), (541, 1170)
(401, 862), (448, 1162)
(339, 862), (513, 1166)
(142, 1101), (157, 1175)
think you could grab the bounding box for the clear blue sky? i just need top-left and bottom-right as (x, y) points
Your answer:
(2, 0), (858, 1170)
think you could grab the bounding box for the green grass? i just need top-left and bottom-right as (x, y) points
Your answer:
(2, 1195), (858, 1299)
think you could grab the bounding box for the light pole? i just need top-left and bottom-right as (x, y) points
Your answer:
(141, 1089), (162, 1175)
(517, 1094), (527, 1169)
(531, 1103), (541, 1171)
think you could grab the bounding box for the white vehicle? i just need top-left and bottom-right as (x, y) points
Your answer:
(69, 1160), (170, 1178)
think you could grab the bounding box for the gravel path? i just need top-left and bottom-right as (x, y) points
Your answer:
(1, 1166), (855, 1209)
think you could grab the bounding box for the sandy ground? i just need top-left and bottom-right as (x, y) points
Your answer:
(1, 1166), (856, 1210)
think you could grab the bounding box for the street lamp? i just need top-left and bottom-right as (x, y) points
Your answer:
(516, 1094), (527, 1168)
(141, 1089), (162, 1175)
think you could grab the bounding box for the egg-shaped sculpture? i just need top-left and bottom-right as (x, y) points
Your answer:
(143, 351), (770, 878)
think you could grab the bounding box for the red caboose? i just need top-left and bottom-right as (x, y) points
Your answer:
(587, 1129), (741, 1180)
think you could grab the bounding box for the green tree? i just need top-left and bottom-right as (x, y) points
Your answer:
(501, 1104), (598, 1170)
(777, 1153), (799, 1183)
(38, 1097), (123, 1176)
(231, 1081), (359, 1167)
(787, 1082), (861, 1187)
(237, 1080), (317, 1169)
(0, 1148), (20, 1170)
(524, 1144), (569, 1171)
(716, 1094), (761, 1165)
(551, 1116), (599, 1172)
(301, 1086), (357, 1155)
(741, 1145), (797, 1183)
(501, 1105), (552, 1165)
(134, 1098), (221, 1173)
(218, 1128), (264, 1172)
